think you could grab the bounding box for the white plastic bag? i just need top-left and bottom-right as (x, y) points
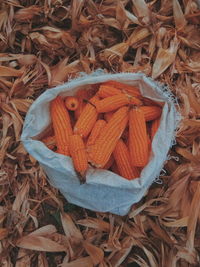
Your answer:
(21, 71), (180, 215)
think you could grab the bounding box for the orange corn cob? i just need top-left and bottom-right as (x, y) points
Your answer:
(129, 96), (143, 106)
(74, 99), (86, 120)
(97, 85), (122, 98)
(74, 88), (92, 120)
(95, 94), (129, 113)
(104, 154), (114, 170)
(69, 134), (88, 183)
(86, 119), (107, 147)
(42, 135), (56, 150)
(98, 85), (142, 106)
(88, 106), (129, 168)
(111, 161), (120, 175)
(87, 86), (99, 97)
(113, 139), (139, 180)
(75, 88), (90, 99)
(121, 127), (129, 140)
(139, 106), (162, 121)
(65, 96), (79, 111)
(104, 111), (114, 122)
(147, 133), (151, 152)
(103, 80), (141, 98)
(143, 97), (163, 107)
(129, 108), (149, 167)
(74, 95), (99, 138)
(50, 96), (72, 156)
(151, 118), (160, 140)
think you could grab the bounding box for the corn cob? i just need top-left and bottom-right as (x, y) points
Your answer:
(74, 88), (92, 120)
(95, 94), (129, 113)
(151, 118), (160, 139)
(111, 161), (120, 175)
(97, 85), (122, 98)
(74, 95), (99, 138)
(129, 96), (143, 106)
(139, 106), (162, 121)
(74, 99), (86, 120)
(86, 119), (107, 147)
(147, 133), (152, 152)
(142, 97), (163, 107)
(121, 127), (129, 141)
(65, 96), (79, 111)
(103, 80), (141, 98)
(42, 135), (56, 150)
(104, 154), (114, 170)
(104, 111), (114, 122)
(69, 134), (88, 183)
(75, 88), (90, 99)
(113, 139), (139, 180)
(50, 96), (72, 156)
(88, 106), (129, 168)
(129, 108), (149, 167)
(98, 85), (142, 106)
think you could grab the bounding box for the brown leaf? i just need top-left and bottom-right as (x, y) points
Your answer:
(173, 0), (187, 30)
(161, 216), (188, 227)
(10, 98), (33, 113)
(128, 27), (151, 47)
(132, 0), (150, 24)
(37, 253), (49, 267)
(61, 256), (93, 267)
(29, 225), (57, 237)
(186, 182), (200, 252)
(0, 66), (23, 77)
(16, 235), (66, 252)
(0, 136), (11, 166)
(15, 248), (31, 267)
(0, 228), (8, 240)
(148, 218), (174, 245)
(14, 6), (41, 21)
(82, 241), (104, 265)
(109, 236), (134, 267)
(12, 180), (29, 212)
(152, 36), (179, 79)
(61, 212), (83, 242)
(77, 218), (110, 232)
(1, 112), (12, 146)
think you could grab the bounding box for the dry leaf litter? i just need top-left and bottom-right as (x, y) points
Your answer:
(0, 0), (200, 266)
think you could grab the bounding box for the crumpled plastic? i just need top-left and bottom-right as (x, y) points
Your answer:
(21, 71), (180, 215)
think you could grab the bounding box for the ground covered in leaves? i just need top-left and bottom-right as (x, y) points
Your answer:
(0, 0), (200, 266)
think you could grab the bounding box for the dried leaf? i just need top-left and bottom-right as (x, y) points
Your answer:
(109, 237), (134, 266)
(14, 6), (41, 21)
(128, 27), (151, 47)
(16, 235), (66, 252)
(162, 217), (188, 227)
(132, 0), (150, 24)
(0, 66), (23, 77)
(10, 98), (33, 113)
(1, 113), (12, 146)
(15, 248), (31, 267)
(61, 212), (83, 241)
(12, 180), (29, 212)
(82, 241), (104, 265)
(0, 228), (8, 240)
(29, 225), (57, 237)
(61, 256), (93, 267)
(38, 253), (49, 267)
(152, 36), (179, 79)
(173, 0), (187, 30)
(77, 218), (110, 232)
(186, 182), (200, 252)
